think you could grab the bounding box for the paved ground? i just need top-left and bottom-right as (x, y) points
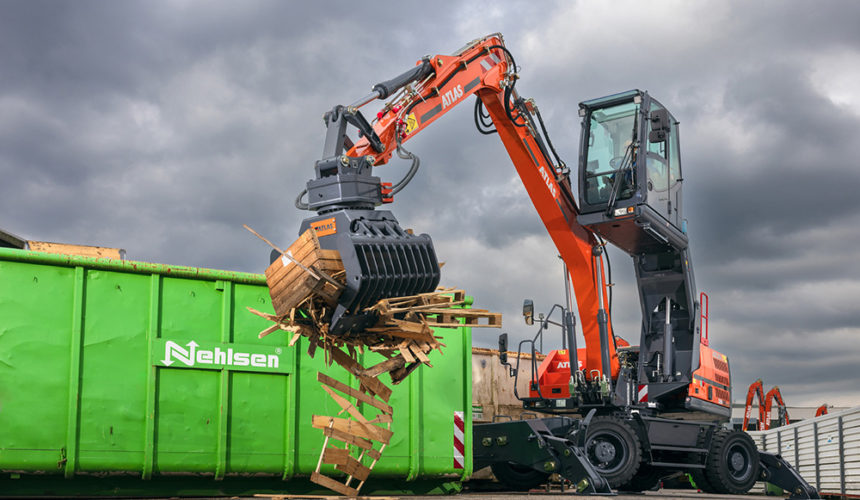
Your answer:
(249, 490), (771, 500)
(410, 490), (767, 499)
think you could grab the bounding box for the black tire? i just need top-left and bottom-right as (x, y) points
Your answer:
(490, 461), (550, 491)
(704, 429), (760, 495)
(690, 467), (717, 493)
(690, 430), (718, 493)
(618, 465), (663, 492)
(584, 415), (642, 488)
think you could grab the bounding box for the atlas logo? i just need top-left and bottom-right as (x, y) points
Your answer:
(539, 166), (558, 199)
(310, 217), (337, 237)
(161, 340), (279, 369)
(556, 360), (584, 370)
(441, 84), (464, 109)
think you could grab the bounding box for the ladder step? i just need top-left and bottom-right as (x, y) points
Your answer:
(650, 445), (708, 453)
(649, 460), (706, 469)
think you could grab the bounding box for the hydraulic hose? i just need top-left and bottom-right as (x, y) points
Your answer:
(391, 125), (421, 196)
(295, 188), (309, 210)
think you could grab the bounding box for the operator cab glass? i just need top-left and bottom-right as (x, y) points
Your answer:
(577, 90), (688, 254)
(584, 100), (638, 206)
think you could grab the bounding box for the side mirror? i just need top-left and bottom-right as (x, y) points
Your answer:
(498, 333), (508, 365)
(649, 108), (670, 144)
(523, 299), (534, 326)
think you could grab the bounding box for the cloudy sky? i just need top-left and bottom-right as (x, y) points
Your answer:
(2, 1), (859, 407)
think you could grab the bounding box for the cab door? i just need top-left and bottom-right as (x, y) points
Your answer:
(646, 101), (683, 229)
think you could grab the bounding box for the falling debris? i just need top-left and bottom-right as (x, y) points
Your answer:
(245, 225), (500, 495)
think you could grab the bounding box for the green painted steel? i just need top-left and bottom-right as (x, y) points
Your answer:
(0, 248), (472, 494)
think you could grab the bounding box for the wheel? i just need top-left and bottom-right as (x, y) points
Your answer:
(690, 467), (717, 493)
(490, 461), (550, 491)
(584, 415), (642, 488)
(618, 465), (663, 492)
(704, 429), (760, 494)
(690, 430), (718, 493)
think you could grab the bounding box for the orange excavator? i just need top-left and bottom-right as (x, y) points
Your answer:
(743, 380), (791, 431)
(742, 379), (766, 431)
(293, 33), (818, 498)
(764, 386), (791, 430)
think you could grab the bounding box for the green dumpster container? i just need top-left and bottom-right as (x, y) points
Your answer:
(0, 248), (472, 496)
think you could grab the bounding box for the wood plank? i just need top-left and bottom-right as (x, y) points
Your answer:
(269, 255), (343, 297)
(322, 447), (350, 466)
(336, 455), (372, 481)
(329, 349), (392, 402)
(317, 372), (393, 415)
(246, 306), (284, 322)
(27, 241), (125, 260)
(271, 272), (341, 315)
(399, 342), (416, 363)
(408, 343), (431, 365)
(365, 448), (382, 461)
(368, 414), (393, 424)
(384, 300), (465, 314)
(321, 385), (370, 424)
(265, 233), (320, 282)
(363, 328), (435, 342)
(360, 356), (406, 378)
(323, 426), (373, 451)
(309, 471), (357, 497)
(312, 415), (392, 444)
(389, 362), (420, 385)
(264, 229), (343, 292)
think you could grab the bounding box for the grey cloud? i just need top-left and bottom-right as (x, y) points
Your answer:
(1, 0), (859, 406)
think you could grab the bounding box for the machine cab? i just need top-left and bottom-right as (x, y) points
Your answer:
(576, 90), (688, 254)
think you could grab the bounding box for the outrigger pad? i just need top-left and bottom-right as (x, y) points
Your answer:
(473, 414), (614, 495)
(758, 451), (820, 499)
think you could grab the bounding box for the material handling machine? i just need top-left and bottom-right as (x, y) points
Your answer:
(293, 33), (819, 497)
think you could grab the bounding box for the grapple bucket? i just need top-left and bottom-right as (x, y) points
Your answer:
(299, 209), (441, 335)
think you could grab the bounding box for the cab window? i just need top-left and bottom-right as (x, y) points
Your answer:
(584, 101), (638, 205)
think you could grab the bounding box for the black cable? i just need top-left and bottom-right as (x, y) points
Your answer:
(295, 188), (309, 210)
(474, 98), (497, 135)
(485, 44), (528, 128)
(534, 106), (566, 171)
(390, 123), (421, 196)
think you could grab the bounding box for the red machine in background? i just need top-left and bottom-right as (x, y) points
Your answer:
(296, 33), (819, 498)
(764, 386), (791, 430)
(742, 380), (791, 431)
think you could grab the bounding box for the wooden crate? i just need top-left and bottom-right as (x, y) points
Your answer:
(264, 229), (344, 316)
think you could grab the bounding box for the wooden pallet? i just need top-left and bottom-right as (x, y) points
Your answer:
(262, 228), (345, 316)
(308, 347), (395, 497)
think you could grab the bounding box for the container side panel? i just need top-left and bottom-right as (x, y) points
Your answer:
(77, 270), (150, 471)
(155, 278), (223, 472)
(226, 284), (293, 474)
(0, 261), (75, 471)
(154, 368), (220, 472)
(160, 278), (222, 344)
(227, 371), (290, 474)
(417, 326), (469, 476)
(234, 284), (279, 345)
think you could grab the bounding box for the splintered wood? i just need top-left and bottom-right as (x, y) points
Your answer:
(247, 226), (501, 495)
(309, 359), (392, 496)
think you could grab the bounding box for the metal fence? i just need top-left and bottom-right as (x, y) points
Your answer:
(748, 406), (860, 497)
